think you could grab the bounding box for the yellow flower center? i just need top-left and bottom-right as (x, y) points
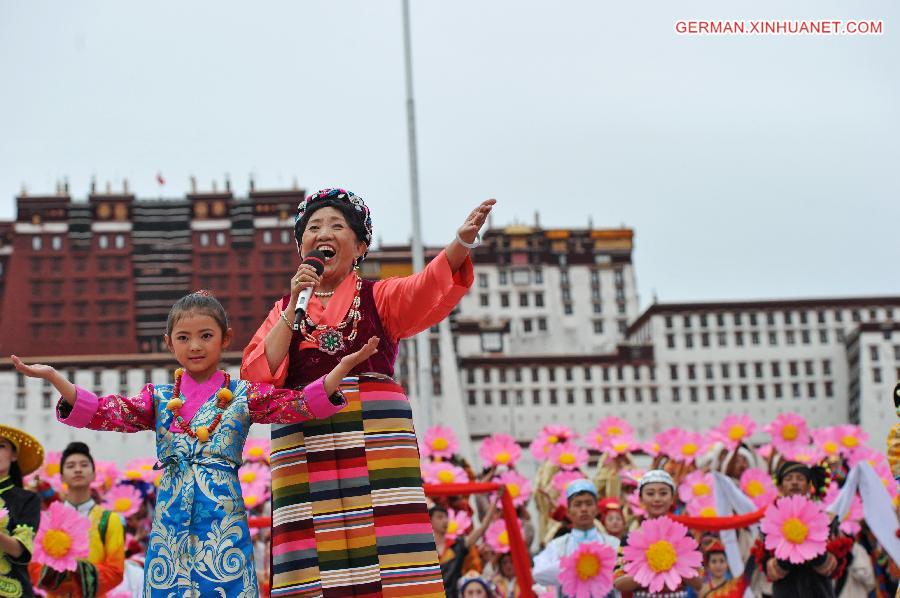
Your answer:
(782, 518), (809, 544)
(547, 435), (559, 444)
(498, 531), (509, 546)
(745, 480), (765, 497)
(841, 436), (859, 448)
(245, 495), (259, 508)
(447, 521), (459, 534)
(646, 540), (677, 573)
(728, 425), (746, 441)
(42, 530), (72, 558)
(495, 451), (511, 464)
(594, 434), (604, 445)
(608, 426), (623, 437)
(125, 469), (142, 480)
(559, 452), (576, 466)
(113, 498), (133, 513)
(681, 443), (698, 456)
(613, 442), (629, 453)
(823, 441), (839, 455)
(248, 447), (264, 458)
(140, 464), (153, 471)
(47, 464), (60, 477)
(506, 483), (520, 498)
(241, 471), (257, 483)
(692, 482), (711, 497)
(576, 553), (601, 581)
(432, 437), (449, 451)
(437, 470), (455, 484)
(700, 506), (717, 517)
(782, 425), (798, 441)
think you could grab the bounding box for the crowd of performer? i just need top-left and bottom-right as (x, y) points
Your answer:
(0, 187), (898, 597)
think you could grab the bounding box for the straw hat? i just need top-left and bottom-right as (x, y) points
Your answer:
(0, 424), (45, 476)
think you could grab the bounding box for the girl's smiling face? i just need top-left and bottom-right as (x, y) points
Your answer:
(0, 437), (16, 479)
(165, 312), (232, 382)
(639, 482), (675, 518)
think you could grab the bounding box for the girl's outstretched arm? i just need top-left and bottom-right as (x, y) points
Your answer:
(11, 355), (155, 433)
(248, 337), (380, 425)
(11, 355), (76, 405)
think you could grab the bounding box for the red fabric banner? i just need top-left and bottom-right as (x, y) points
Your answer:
(670, 506), (767, 531)
(424, 482), (536, 598)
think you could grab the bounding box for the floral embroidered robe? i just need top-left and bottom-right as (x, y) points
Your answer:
(55, 371), (350, 597)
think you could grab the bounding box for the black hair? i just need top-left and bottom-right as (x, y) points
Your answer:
(294, 199), (370, 258)
(61, 441), (95, 471)
(428, 504), (449, 519)
(8, 460), (23, 488)
(166, 291), (229, 338)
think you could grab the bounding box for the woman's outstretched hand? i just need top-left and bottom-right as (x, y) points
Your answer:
(457, 199), (496, 246)
(323, 337), (380, 396)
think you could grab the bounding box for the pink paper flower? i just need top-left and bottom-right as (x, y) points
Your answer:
(760, 495), (829, 564)
(102, 484), (142, 518)
(238, 462), (271, 487)
(712, 415), (757, 451)
(740, 468), (778, 509)
(780, 443), (824, 466)
(35, 450), (64, 493)
(642, 440), (662, 458)
(627, 489), (646, 518)
(834, 425), (869, 455)
(764, 413), (810, 455)
(549, 442), (589, 471)
(485, 519), (512, 554)
(445, 508), (472, 542)
(121, 457), (158, 484)
(587, 417), (634, 451)
(823, 483), (863, 536)
(559, 541), (617, 598)
(652, 428), (682, 459)
(685, 496), (719, 518)
(530, 425), (577, 460)
(552, 471), (587, 507)
(241, 481), (270, 510)
(33, 502), (91, 572)
(243, 437), (271, 463)
(812, 427), (843, 459)
(91, 460), (120, 493)
(666, 430), (706, 465)
(422, 461), (468, 485)
(496, 470), (532, 507)
(678, 470), (715, 504)
(622, 516), (702, 593)
(848, 446), (888, 470)
(422, 425), (459, 460)
(479, 434), (522, 468)
(601, 434), (638, 457)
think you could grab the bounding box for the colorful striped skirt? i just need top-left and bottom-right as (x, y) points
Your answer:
(270, 375), (444, 598)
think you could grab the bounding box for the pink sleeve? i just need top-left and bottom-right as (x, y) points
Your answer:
(240, 298), (290, 385)
(373, 249), (474, 341)
(56, 384), (156, 433)
(246, 376), (352, 424)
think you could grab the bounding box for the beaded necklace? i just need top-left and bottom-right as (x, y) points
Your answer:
(299, 277), (362, 355)
(166, 368), (233, 442)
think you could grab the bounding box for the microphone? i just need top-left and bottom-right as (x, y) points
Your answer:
(294, 250), (327, 320)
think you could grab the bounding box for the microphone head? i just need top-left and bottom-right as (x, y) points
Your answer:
(302, 250), (327, 276)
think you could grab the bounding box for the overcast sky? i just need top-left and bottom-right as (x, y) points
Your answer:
(1, 1), (897, 309)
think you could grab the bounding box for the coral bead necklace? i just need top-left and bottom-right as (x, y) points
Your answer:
(166, 368), (233, 442)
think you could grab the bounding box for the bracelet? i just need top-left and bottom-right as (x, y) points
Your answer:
(280, 310), (296, 331)
(456, 231), (481, 249)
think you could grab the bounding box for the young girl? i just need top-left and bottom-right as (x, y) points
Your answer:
(12, 291), (378, 597)
(614, 469), (704, 598)
(0, 425), (43, 597)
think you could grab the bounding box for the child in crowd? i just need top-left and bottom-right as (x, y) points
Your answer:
(12, 291), (378, 597)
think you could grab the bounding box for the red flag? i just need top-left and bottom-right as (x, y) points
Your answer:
(156, 172), (166, 186)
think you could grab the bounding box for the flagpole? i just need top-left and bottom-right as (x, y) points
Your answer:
(401, 0), (433, 430)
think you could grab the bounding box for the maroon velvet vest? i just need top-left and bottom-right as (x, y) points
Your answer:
(283, 279), (399, 388)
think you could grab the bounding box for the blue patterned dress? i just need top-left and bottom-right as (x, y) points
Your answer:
(55, 370), (350, 597)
